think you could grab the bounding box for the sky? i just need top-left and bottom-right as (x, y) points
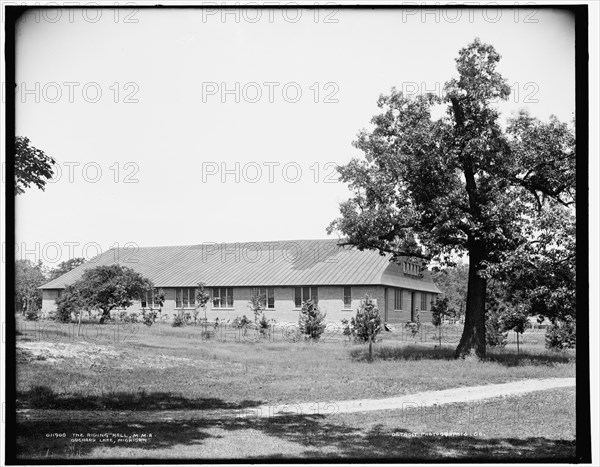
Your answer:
(11, 6), (577, 266)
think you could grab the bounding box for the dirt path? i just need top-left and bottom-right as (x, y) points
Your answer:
(17, 377), (575, 422)
(251, 377), (576, 418)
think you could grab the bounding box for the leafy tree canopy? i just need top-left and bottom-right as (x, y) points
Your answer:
(48, 258), (86, 281)
(15, 136), (56, 195)
(74, 264), (153, 323)
(328, 38), (575, 358)
(15, 259), (47, 312)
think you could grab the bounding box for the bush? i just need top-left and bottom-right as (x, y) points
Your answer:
(232, 315), (252, 329)
(298, 299), (326, 340)
(54, 285), (83, 323)
(349, 295), (382, 361)
(142, 309), (157, 327)
(485, 308), (508, 348)
(405, 309), (421, 338)
(341, 318), (355, 343)
(258, 314), (270, 336)
(431, 297), (456, 347)
(24, 309), (39, 321)
(499, 306), (530, 353)
(545, 318), (576, 350)
(172, 314), (185, 327)
(123, 312), (139, 324)
(350, 295), (382, 343)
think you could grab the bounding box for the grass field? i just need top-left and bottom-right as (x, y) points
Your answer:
(14, 317), (577, 460)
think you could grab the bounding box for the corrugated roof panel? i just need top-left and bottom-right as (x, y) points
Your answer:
(39, 239), (440, 292)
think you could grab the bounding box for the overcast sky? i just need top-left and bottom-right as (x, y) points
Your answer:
(13, 7), (576, 266)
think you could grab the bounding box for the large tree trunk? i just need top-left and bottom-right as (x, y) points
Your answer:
(455, 243), (487, 359)
(98, 309), (110, 324)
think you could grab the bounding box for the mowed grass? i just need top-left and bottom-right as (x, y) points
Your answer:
(14, 317), (577, 459)
(16, 387), (576, 460)
(16, 318), (575, 408)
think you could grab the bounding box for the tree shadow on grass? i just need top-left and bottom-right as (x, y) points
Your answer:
(17, 386), (263, 411)
(349, 345), (574, 367)
(14, 413), (576, 461)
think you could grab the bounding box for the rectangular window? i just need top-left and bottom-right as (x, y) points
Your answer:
(343, 286), (352, 308)
(141, 289), (154, 308)
(294, 286), (318, 308)
(394, 289), (403, 310)
(294, 287), (302, 308)
(212, 287), (234, 309)
(176, 288), (196, 308)
(267, 287), (274, 309)
(252, 287), (275, 309)
(420, 293), (428, 311)
(311, 287), (318, 304)
(404, 261), (421, 277)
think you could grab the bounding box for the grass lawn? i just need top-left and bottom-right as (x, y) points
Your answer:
(16, 388), (576, 460)
(13, 317), (577, 459)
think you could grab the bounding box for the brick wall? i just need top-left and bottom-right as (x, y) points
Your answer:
(41, 285), (434, 325)
(41, 289), (61, 315)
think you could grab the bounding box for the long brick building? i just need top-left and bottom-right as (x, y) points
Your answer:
(39, 239), (441, 324)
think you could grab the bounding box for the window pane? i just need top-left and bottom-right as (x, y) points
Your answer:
(176, 288), (182, 308)
(267, 288), (274, 309)
(302, 287), (310, 303)
(226, 288), (234, 308)
(343, 286), (351, 308)
(294, 287), (302, 308)
(311, 287), (318, 304)
(258, 287), (266, 307)
(212, 288), (220, 308)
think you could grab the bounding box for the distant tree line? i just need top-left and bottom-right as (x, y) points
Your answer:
(15, 258), (86, 313)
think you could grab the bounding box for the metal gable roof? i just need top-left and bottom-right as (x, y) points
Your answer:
(39, 239), (441, 293)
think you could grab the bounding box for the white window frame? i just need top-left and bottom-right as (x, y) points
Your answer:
(252, 287), (275, 309)
(212, 287), (234, 309)
(343, 286), (352, 309)
(176, 287), (196, 309)
(141, 289), (155, 309)
(294, 286), (318, 309)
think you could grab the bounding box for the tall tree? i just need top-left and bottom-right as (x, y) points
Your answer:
(48, 258), (86, 281)
(328, 39), (575, 358)
(15, 259), (47, 313)
(15, 136), (56, 195)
